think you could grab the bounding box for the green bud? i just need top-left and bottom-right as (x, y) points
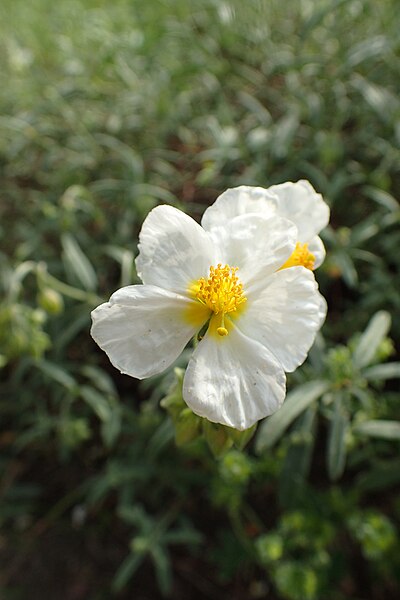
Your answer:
(59, 418), (91, 448)
(175, 408), (202, 446)
(130, 536), (150, 554)
(348, 510), (396, 560)
(160, 367), (185, 420)
(376, 337), (394, 362)
(31, 308), (47, 325)
(38, 288), (64, 314)
(220, 450), (252, 485)
(256, 533), (284, 564)
(202, 420), (233, 457)
(228, 423), (257, 450)
(274, 563), (318, 600)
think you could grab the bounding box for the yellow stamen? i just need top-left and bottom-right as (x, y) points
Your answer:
(280, 242), (315, 271)
(194, 264), (246, 337)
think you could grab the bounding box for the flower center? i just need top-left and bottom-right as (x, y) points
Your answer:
(195, 264), (246, 336)
(280, 242), (315, 270)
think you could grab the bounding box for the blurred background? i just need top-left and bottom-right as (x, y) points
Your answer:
(1, 0), (399, 598)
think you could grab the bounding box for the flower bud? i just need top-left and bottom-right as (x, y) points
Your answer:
(38, 288), (64, 314)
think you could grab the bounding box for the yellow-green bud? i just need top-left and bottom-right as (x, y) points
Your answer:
(38, 288), (64, 314)
(175, 408), (201, 446)
(202, 420), (233, 457)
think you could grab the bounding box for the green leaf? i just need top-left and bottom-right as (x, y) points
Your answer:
(350, 221), (379, 245)
(363, 186), (399, 212)
(152, 546), (172, 596)
(61, 233), (97, 291)
(35, 359), (77, 391)
(118, 505), (149, 527)
(238, 91), (272, 125)
(347, 37), (390, 69)
(101, 404), (122, 448)
(80, 365), (118, 396)
(95, 133), (144, 178)
(363, 362), (400, 380)
(146, 419), (174, 460)
(271, 113), (299, 159)
(255, 380), (330, 453)
(354, 420), (400, 441)
(299, 0), (349, 39)
(80, 385), (112, 422)
(112, 552), (145, 592)
(279, 406), (316, 508)
(352, 74), (398, 122)
(327, 395), (349, 481)
(163, 527), (202, 546)
(103, 245), (135, 287)
(358, 459), (400, 493)
(353, 311), (391, 368)
(333, 251), (358, 287)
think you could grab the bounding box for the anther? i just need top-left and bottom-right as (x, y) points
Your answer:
(194, 263), (247, 337)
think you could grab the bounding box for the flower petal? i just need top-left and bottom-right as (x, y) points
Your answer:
(91, 285), (204, 379)
(316, 291), (328, 328)
(238, 267), (323, 372)
(213, 213), (297, 294)
(201, 185), (278, 233)
(308, 235), (326, 269)
(136, 205), (215, 294)
(268, 180), (330, 242)
(183, 325), (286, 430)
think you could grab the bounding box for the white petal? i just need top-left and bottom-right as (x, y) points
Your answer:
(308, 235), (326, 269)
(316, 291), (328, 328)
(183, 325), (286, 430)
(91, 285), (203, 379)
(268, 180), (330, 242)
(238, 267), (323, 372)
(213, 213), (297, 294)
(201, 185), (278, 233)
(135, 205), (215, 294)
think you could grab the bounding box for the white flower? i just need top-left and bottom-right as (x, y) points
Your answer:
(91, 194), (327, 431)
(203, 180), (330, 270)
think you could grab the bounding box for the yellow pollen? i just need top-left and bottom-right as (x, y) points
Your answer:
(217, 327), (229, 336)
(195, 264), (246, 336)
(280, 242), (315, 271)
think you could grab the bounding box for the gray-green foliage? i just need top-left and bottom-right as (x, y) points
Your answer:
(1, 0), (399, 598)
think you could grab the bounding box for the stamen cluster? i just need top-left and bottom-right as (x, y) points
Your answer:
(196, 264), (246, 316)
(280, 242), (315, 271)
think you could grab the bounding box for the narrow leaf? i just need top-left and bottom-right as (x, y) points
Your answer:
(355, 420), (400, 441)
(363, 362), (400, 381)
(353, 311), (391, 368)
(333, 251), (358, 287)
(112, 553), (144, 592)
(363, 186), (399, 212)
(152, 546), (172, 596)
(327, 396), (349, 481)
(35, 359), (77, 391)
(278, 406), (316, 508)
(101, 405), (122, 448)
(62, 233), (97, 291)
(255, 380), (330, 453)
(80, 386), (112, 422)
(358, 459), (400, 493)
